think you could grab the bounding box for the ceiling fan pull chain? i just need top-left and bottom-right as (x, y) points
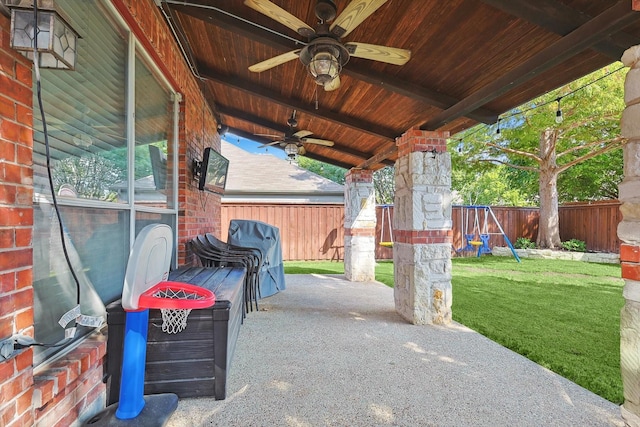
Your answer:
(315, 85), (319, 110)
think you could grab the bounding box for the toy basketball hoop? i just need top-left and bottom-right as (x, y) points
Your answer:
(139, 281), (215, 334)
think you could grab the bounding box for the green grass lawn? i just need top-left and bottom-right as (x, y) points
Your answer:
(284, 257), (624, 404)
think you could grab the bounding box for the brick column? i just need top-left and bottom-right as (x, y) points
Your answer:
(393, 130), (452, 325)
(620, 45), (640, 427)
(344, 169), (376, 281)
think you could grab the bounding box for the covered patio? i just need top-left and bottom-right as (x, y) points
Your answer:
(2, 0), (640, 425)
(166, 273), (623, 426)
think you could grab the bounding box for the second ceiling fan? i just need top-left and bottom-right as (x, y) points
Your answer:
(246, 0), (411, 91)
(257, 110), (334, 159)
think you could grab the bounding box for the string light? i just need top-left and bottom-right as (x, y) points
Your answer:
(454, 64), (625, 144)
(495, 118), (501, 139)
(555, 97), (563, 124)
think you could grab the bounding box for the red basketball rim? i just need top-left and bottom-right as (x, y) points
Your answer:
(138, 281), (216, 310)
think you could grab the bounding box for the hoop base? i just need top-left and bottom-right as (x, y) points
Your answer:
(83, 393), (178, 426)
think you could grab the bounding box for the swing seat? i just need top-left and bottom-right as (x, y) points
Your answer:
(379, 242), (393, 248)
(470, 241), (483, 246)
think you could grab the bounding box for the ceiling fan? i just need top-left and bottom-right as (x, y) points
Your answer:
(245, 0), (411, 91)
(257, 110), (334, 159)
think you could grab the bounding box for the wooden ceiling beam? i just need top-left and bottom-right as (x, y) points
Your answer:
(198, 64), (398, 141)
(422, 0), (639, 131)
(479, 0), (640, 60)
(226, 126), (356, 170)
(169, 2), (498, 124)
(358, 144), (398, 170)
(218, 105), (390, 164)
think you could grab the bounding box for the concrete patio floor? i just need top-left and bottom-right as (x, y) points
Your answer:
(166, 274), (624, 427)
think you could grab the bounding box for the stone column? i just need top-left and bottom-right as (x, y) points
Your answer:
(344, 169), (376, 281)
(393, 130), (452, 325)
(619, 45), (640, 427)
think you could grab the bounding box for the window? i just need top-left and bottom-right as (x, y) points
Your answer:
(32, 0), (178, 364)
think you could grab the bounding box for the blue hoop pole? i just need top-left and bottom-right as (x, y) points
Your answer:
(116, 309), (149, 419)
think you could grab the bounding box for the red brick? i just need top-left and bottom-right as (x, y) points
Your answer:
(16, 144), (31, 165)
(15, 388), (33, 417)
(622, 263), (640, 281)
(0, 271), (16, 293)
(0, 248), (32, 270)
(14, 63), (31, 87)
(14, 228), (31, 247)
(0, 140), (15, 162)
(15, 307), (33, 331)
(0, 95), (15, 118)
(33, 377), (54, 409)
(0, 228), (14, 248)
(0, 370), (32, 406)
(0, 207), (33, 226)
(0, 403), (16, 427)
(15, 104), (32, 127)
(14, 186), (32, 206)
(0, 318), (12, 338)
(0, 50), (14, 79)
(0, 356), (15, 379)
(14, 348), (32, 372)
(0, 183), (17, 205)
(15, 269), (31, 288)
(0, 75), (32, 106)
(621, 244), (640, 263)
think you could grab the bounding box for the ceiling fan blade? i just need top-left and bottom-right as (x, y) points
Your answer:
(330, 0), (387, 38)
(249, 50), (301, 73)
(293, 130), (313, 138)
(297, 145), (306, 156)
(244, 0), (315, 37)
(301, 138), (334, 147)
(345, 42), (411, 65)
(324, 75), (341, 92)
(254, 133), (282, 138)
(257, 140), (284, 148)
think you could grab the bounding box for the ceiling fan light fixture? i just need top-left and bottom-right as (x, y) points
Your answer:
(284, 143), (299, 159)
(308, 50), (341, 85)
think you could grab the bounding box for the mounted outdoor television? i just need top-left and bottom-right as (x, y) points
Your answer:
(198, 147), (229, 194)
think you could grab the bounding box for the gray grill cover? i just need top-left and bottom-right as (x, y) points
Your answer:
(227, 219), (285, 298)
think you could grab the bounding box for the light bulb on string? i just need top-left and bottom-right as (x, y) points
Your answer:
(555, 97), (563, 124)
(495, 119), (501, 140)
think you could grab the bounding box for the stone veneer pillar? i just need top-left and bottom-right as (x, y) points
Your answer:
(344, 169), (376, 281)
(393, 130), (452, 325)
(619, 45), (640, 427)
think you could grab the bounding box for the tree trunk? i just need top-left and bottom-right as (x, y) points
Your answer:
(537, 129), (562, 249)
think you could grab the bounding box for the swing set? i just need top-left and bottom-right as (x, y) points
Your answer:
(457, 205), (520, 262)
(379, 204), (394, 247)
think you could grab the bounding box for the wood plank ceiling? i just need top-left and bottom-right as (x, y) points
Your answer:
(159, 0), (640, 170)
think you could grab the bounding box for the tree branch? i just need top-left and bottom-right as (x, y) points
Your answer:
(485, 142), (542, 163)
(476, 158), (539, 172)
(557, 137), (626, 174)
(557, 136), (625, 158)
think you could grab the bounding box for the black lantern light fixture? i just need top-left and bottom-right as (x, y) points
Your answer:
(299, 38), (349, 87)
(5, 0), (79, 70)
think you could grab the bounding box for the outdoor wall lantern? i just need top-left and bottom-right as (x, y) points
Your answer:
(6, 0), (79, 70)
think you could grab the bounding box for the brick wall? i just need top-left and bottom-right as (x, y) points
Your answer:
(0, 9), (36, 426)
(0, 0), (224, 424)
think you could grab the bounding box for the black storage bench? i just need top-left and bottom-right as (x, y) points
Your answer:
(106, 266), (246, 404)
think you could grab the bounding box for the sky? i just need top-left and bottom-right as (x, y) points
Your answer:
(221, 132), (287, 160)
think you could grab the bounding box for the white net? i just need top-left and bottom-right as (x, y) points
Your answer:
(160, 308), (193, 334)
(153, 287), (206, 334)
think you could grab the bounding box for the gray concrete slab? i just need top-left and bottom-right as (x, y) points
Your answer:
(166, 274), (624, 427)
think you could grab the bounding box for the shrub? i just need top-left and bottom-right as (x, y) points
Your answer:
(562, 239), (587, 252)
(514, 237), (536, 249)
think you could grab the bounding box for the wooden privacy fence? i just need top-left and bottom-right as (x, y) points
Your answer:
(221, 201), (622, 261)
(221, 203), (345, 262)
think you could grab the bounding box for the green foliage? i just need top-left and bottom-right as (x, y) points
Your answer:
(452, 162), (533, 206)
(54, 153), (125, 200)
(453, 64), (625, 204)
(514, 237), (536, 249)
(562, 239), (587, 252)
(297, 157), (346, 184)
(373, 167), (395, 204)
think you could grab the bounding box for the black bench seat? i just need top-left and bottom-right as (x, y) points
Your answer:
(106, 266), (246, 404)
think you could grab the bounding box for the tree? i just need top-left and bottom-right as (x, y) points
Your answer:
(458, 64), (626, 248)
(374, 167), (394, 204)
(297, 156), (347, 184)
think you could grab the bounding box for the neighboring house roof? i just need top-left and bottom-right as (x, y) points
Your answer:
(221, 140), (344, 204)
